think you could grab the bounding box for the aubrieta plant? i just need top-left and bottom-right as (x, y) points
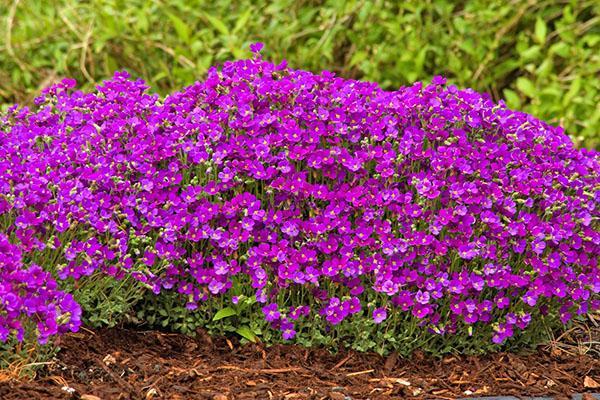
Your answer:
(0, 234), (81, 344)
(0, 44), (598, 348)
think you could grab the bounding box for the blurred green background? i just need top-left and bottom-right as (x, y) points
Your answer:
(1, 0), (598, 148)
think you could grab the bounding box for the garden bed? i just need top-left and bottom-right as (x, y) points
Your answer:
(1, 45), (599, 400)
(1, 327), (598, 400)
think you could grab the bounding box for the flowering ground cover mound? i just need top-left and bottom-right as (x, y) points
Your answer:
(0, 45), (598, 354)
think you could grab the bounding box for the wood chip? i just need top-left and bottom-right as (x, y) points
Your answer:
(81, 395), (102, 400)
(369, 377), (411, 386)
(328, 392), (346, 400)
(102, 354), (116, 366)
(332, 354), (352, 370)
(584, 375), (600, 388)
(346, 369), (374, 377)
(383, 352), (398, 371)
(215, 365), (302, 374)
(283, 394), (305, 399)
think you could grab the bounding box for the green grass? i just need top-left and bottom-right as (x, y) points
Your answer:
(1, 0), (598, 147)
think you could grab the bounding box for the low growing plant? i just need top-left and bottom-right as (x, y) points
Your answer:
(0, 45), (598, 355)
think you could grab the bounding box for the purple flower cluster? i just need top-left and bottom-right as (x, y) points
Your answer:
(0, 234), (80, 344)
(0, 45), (598, 345)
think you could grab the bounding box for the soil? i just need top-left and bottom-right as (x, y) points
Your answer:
(0, 327), (598, 400)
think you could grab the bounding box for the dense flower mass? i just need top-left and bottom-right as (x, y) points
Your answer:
(0, 45), (598, 345)
(0, 234), (80, 343)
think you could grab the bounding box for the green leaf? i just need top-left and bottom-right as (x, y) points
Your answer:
(563, 77), (582, 106)
(167, 12), (191, 44)
(233, 9), (252, 34)
(236, 326), (258, 342)
(502, 89), (521, 109)
(550, 42), (569, 58)
(534, 17), (547, 44)
(203, 13), (229, 35)
(212, 307), (237, 321)
(135, 13), (149, 33)
(536, 58), (553, 78)
(519, 45), (541, 61)
(515, 77), (536, 98)
(349, 50), (368, 68)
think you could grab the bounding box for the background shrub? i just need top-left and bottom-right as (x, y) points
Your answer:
(0, 0), (598, 148)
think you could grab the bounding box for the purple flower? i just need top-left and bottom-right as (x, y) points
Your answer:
(262, 303), (280, 322)
(281, 221), (299, 237)
(458, 243), (478, 259)
(531, 240), (546, 255)
(373, 307), (387, 324)
(281, 321), (296, 340)
(415, 290), (431, 305)
(249, 42), (264, 53)
(141, 179), (154, 192)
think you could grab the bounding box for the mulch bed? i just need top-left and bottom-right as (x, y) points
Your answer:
(0, 327), (598, 400)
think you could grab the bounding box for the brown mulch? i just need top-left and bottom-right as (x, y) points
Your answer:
(0, 327), (598, 400)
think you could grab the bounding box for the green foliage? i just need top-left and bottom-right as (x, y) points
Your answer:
(18, 228), (147, 329)
(135, 284), (567, 357)
(60, 273), (145, 329)
(135, 288), (266, 342)
(0, 0), (598, 147)
(0, 329), (58, 379)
